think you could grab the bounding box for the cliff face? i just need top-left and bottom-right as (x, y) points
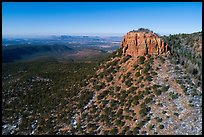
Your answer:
(120, 31), (169, 57)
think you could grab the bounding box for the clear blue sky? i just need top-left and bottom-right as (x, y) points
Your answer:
(2, 2), (202, 37)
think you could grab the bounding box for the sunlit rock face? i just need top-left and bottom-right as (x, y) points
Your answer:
(120, 31), (169, 57)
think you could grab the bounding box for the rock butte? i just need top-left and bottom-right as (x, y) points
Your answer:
(120, 31), (170, 57)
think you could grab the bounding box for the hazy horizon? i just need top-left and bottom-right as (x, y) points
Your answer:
(3, 30), (203, 39)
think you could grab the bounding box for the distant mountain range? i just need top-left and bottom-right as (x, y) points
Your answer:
(2, 35), (123, 46)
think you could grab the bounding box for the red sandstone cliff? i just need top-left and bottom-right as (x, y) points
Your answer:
(120, 31), (169, 57)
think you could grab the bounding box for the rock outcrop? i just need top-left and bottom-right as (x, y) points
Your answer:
(120, 31), (170, 57)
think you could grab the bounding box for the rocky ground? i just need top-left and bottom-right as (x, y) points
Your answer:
(71, 54), (202, 135)
(149, 56), (202, 135)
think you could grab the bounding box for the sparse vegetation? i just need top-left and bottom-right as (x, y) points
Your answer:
(2, 57), (101, 135)
(156, 117), (163, 122)
(159, 124), (164, 129)
(135, 71), (141, 77)
(163, 32), (202, 86)
(122, 55), (132, 63)
(3, 30), (202, 135)
(174, 112), (180, 117)
(161, 84), (169, 92)
(149, 124), (155, 130)
(125, 78), (133, 87)
(138, 56), (145, 64)
(139, 105), (151, 117)
(154, 89), (162, 96)
(169, 91), (179, 99)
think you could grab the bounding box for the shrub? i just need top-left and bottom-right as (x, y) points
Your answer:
(133, 99), (139, 106)
(174, 112), (179, 117)
(144, 89), (150, 95)
(144, 97), (152, 104)
(145, 116), (151, 122)
(125, 78), (132, 87)
(162, 110), (167, 114)
(124, 115), (132, 120)
(175, 66), (179, 70)
(116, 109), (123, 117)
(97, 90), (109, 100)
(127, 72), (131, 77)
(154, 89), (162, 96)
(129, 86), (137, 93)
(192, 91), (198, 97)
(126, 130), (133, 135)
(139, 106), (151, 117)
(156, 117), (162, 122)
(107, 66), (115, 73)
(137, 93), (144, 100)
(149, 94), (155, 99)
(161, 84), (169, 92)
(115, 65), (120, 71)
(137, 120), (146, 128)
(111, 100), (119, 108)
(188, 103), (194, 107)
(140, 83), (144, 88)
(159, 56), (165, 63)
(115, 119), (125, 127)
(134, 28), (153, 33)
(159, 124), (164, 129)
(106, 75), (113, 82)
(147, 54), (151, 59)
(176, 79), (181, 84)
(112, 60), (118, 66)
(169, 92), (179, 99)
(98, 72), (104, 78)
(135, 72), (141, 77)
(137, 76), (143, 83)
(151, 71), (157, 76)
(143, 64), (150, 74)
(141, 131), (147, 135)
(145, 75), (153, 81)
(149, 124), (155, 130)
(153, 84), (161, 90)
(115, 86), (121, 92)
(122, 55), (132, 63)
(117, 48), (123, 57)
(133, 127), (140, 135)
(103, 130), (109, 135)
(139, 108), (147, 117)
(133, 64), (139, 70)
(138, 56), (145, 64)
(95, 85), (102, 91)
(110, 127), (118, 135)
(192, 68), (198, 76)
(102, 99), (109, 107)
(154, 132), (158, 135)
(115, 119), (120, 126)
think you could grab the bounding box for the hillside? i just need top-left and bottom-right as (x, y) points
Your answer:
(68, 30), (202, 135)
(2, 30), (202, 135)
(2, 55), (110, 135)
(162, 32), (202, 88)
(2, 45), (75, 63)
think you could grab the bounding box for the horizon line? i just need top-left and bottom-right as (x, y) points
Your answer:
(2, 30), (202, 38)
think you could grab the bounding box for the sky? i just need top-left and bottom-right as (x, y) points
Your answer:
(2, 2), (202, 37)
